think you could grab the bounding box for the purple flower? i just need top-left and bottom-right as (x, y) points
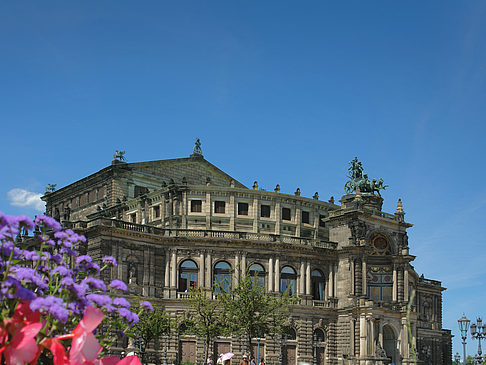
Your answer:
(113, 297), (131, 308)
(76, 255), (92, 266)
(109, 279), (127, 292)
(87, 293), (112, 307)
(0, 277), (35, 301)
(54, 231), (68, 240)
(60, 277), (74, 287)
(71, 283), (88, 299)
(34, 215), (62, 232)
(51, 254), (63, 264)
(102, 256), (117, 267)
(53, 266), (72, 277)
(11, 267), (47, 289)
(140, 301), (154, 312)
(82, 277), (107, 291)
(86, 262), (100, 274)
(30, 296), (69, 322)
(118, 308), (139, 324)
(60, 248), (76, 256)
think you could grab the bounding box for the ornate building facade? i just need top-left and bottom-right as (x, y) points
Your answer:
(43, 144), (452, 365)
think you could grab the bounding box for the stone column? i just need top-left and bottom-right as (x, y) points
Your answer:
(252, 198), (259, 233)
(165, 251), (170, 287)
(370, 318), (375, 356)
(268, 257), (274, 292)
(241, 254), (247, 275)
(200, 251), (205, 287)
(402, 317), (409, 359)
(229, 193), (235, 231)
(295, 205), (301, 237)
(274, 257), (280, 292)
(360, 314), (367, 358)
(306, 261), (311, 295)
(350, 258), (355, 295)
(206, 192), (211, 230)
(392, 265), (397, 302)
(234, 253), (240, 286)
(206, 252), (212, 288)
(170, 250), (177, 288)
(328, 265), (334, 298)
(404, 268), (409, 301)
(362, 258), (367, 296)
(275, 201), (281, 235)
(299, 261), (305, 295)
(182, 191), (187, 228)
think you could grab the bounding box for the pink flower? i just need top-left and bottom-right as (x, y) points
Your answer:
(0, 322), (42, 365)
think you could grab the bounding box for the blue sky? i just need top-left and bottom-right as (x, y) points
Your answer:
(1, 1), (485, 357)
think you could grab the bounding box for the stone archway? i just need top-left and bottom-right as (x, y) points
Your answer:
(383, 325), (398, 364)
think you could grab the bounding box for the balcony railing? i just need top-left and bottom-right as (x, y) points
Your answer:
(84, 218), (338, 249)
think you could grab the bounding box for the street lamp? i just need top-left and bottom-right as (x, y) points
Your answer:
(312, 333), (317, 365)
(454, 352), (461, 364)
(458, 313), (470, 365)
(471, 317), (486, 365)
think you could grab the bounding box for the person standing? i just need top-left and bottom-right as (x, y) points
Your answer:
(207, 354), (214, 365)
(239, 355), (249, 365)
(250, 356), (256, 365)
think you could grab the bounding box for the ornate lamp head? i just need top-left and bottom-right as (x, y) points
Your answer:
(458, 313), (470, 337)
(471, 323), (477, 336)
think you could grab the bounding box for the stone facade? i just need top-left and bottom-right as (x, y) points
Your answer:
(43, 152), (452, 365)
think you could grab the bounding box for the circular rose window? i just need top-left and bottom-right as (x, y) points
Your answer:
(373, 236), (388, 250)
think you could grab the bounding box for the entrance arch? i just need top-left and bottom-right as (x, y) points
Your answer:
(382, 325), (398, 364)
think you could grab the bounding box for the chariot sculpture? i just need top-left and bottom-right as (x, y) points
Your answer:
(344, 157), (388, 196)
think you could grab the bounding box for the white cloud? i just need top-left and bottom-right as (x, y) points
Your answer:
(7, 188), (45, 212)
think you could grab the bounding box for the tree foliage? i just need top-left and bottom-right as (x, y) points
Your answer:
(188, 286), (227, 361)
(217, 267), (298, 357)
(131, 305), (172, 363)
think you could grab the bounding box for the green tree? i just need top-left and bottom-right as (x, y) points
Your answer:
(188, 286), (227, 362)
(217, 267), (298, 357)
(131, 305), (172, 364)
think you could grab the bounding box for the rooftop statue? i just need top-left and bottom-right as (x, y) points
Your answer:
(344, 157), (388, 196)
(113, 150), (126, 161)
(193, 138), (202, 156)
(45, 184), (57, 193)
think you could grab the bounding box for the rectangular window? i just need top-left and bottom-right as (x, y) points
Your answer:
(191, 200), (202, 213)
(237, 202), (249, 216)
(282, 208), (291, 221)
(261, 205), (271, 218)
(302, 211), (310, 224)
(153, 206), (160, 218)
(319, 214), (326, 227)
(214, 201), (226, 214)
(130, 213), (137, 223)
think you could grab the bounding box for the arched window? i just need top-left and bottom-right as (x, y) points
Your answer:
(311, 269), (325, 300)
(179, 259), (198, 292)
(248, 263), (265, 289)
(313, 328), (325, 343)
(280, 266), (296, 295)
(282, 327), (297, 340)
(214, 261), (232, 292)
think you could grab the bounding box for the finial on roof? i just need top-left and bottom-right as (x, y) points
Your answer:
(355, 186), (362, 201)
(253, 181), (258, 190)
(329, 196), (334, 204)
(191, 138), (203, 158)
(230, 179), (235, 188)
(295, 188), (301, 196)
(275, 184), (280, 193)
(395, 198), (405, 222)
(313, 192), (319, 200)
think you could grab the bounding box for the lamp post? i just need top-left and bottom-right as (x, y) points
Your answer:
(470, 317), (486, 365)
(458, 314), (471, 365)
(454, 352), (461, 364)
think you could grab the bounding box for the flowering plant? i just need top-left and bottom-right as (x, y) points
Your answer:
(0, 212), (152, 364)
